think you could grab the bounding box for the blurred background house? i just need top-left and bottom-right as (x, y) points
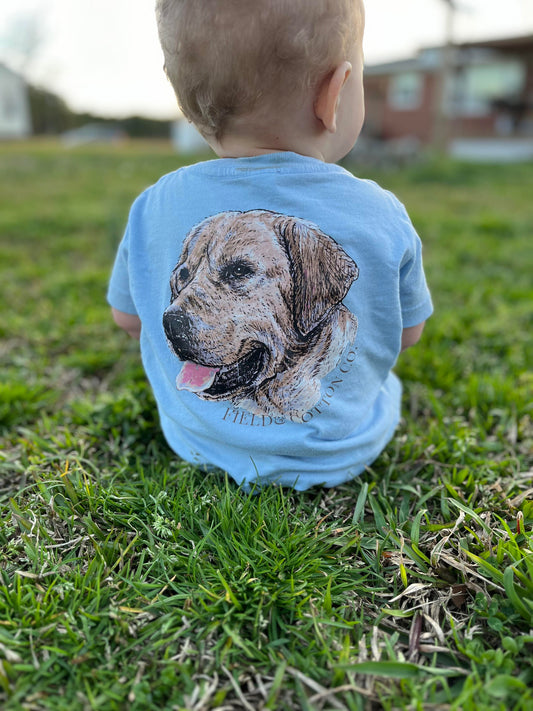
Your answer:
(0, 63), (32, 139)
(171, 120), (210, 155)
(362, 34), (533, 162)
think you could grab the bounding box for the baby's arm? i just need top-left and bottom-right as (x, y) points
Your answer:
(112, 307), (142, 340)
(401, 321), (425, 352)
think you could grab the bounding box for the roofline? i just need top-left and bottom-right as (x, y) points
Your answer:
(456, 33), (533, 50)
(364, 58), (421, 76)
(365, 33), (533, 75)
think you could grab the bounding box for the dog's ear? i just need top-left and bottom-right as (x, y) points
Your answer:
(276, 217), (359, 336)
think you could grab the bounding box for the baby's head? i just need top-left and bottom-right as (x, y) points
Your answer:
(156, 0), (364, 154)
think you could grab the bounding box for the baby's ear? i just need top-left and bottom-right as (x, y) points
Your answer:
(276, 217), (358, 336)
(314, 61), (352, 133)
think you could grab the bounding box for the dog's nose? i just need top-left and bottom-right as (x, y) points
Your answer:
(162, 307), (197, 361)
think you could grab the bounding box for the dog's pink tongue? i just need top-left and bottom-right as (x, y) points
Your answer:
(176, 361), (220, 393)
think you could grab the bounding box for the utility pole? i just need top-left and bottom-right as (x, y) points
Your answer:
(432, 0), (456, 153)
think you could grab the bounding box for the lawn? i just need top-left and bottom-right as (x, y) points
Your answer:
(0, 140), (532, 710)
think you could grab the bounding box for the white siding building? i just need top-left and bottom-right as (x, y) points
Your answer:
(0, 64), (32, 139)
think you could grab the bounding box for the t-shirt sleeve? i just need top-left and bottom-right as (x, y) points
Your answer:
(107, 226), (138, 315)
(397, 206), (433, 328)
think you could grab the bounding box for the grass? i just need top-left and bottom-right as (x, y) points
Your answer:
(0, 139), (532, 710)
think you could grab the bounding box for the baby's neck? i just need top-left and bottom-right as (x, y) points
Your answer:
(210, 133), (329, 162)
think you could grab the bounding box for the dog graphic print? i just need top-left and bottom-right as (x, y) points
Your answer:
(162, 209), (359, 421)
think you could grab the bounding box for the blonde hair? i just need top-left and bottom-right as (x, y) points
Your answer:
(156, 0), (362, 139)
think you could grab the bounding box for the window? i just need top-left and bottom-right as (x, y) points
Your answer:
(388, 72), (423, 111)
(452, 61), (525, 117)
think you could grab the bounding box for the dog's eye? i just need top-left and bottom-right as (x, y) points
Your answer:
(220, 259), (255, 284)
(170, 264), (190, 299)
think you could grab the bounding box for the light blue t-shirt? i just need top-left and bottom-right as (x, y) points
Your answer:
(108, 152), (432, 491)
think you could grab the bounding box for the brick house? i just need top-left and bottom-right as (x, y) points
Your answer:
(363, 34), (533, 157)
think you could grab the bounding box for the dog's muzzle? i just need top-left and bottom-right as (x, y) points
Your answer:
(163, 304), (269, 398)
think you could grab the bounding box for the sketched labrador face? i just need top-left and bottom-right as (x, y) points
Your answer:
(163, 209), (358, 420)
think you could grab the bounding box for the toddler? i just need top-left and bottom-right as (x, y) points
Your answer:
(108, 0), (433, 491)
